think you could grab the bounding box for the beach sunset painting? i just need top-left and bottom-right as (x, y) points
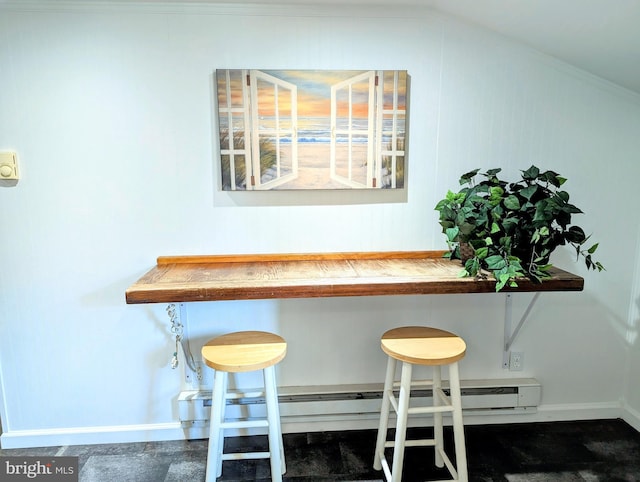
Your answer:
(216, 69), (408, 190)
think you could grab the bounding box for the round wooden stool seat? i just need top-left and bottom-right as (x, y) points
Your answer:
(202, 331), (287, 373)
(381, 326), (466, 366)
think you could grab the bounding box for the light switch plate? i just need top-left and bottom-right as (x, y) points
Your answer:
(0, 151), (19, 180)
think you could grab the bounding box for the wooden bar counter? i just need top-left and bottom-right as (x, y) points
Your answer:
(125, 251), (584, 304)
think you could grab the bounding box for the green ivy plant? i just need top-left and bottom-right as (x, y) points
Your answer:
(434, 166), (604, 291)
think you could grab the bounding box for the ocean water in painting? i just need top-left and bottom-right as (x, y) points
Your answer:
(257, 117), (403, 144)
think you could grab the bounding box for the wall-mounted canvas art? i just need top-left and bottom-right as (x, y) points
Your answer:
(216, 69), (408, 190)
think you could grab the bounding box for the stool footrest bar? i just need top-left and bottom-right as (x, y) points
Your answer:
(393, 380), (434, 388)
(387, 393), (455, 415)
(407, 405), (454, 415)
(225, 390), (265, 400)
(384, 439), (437, 448)
(222, 451), (271, 461)
(220, 419), (269, 429)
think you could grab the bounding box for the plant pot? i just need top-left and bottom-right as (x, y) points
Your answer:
(459, 242), (474, 264)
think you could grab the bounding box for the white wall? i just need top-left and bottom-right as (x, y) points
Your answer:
(1, 1), (639, 447)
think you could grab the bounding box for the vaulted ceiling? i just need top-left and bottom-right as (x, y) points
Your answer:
(420, 0), (640, 95)
(27, 0), (640, 94)
(225, 0), (640, 95)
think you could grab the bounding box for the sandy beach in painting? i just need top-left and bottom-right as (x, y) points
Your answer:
(274, 143), (369, 190)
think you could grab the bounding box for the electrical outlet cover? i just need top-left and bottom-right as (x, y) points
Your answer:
(509, 352), (524, 371)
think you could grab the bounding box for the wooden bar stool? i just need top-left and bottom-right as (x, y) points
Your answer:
(201, 331), (287, 482)
(373, 326), (468, 482)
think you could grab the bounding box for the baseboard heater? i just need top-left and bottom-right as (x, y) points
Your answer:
(178, 378), (540, 433)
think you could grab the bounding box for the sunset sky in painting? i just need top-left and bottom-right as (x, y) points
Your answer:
(264, 70), (365, 117)
(217, 69), (407, 119)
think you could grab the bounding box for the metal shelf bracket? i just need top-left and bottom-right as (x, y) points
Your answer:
(503, 292), (541, 368)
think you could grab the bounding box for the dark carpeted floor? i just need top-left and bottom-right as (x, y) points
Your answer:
(1, 419), (639, 481)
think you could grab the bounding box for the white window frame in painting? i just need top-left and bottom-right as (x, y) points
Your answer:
(218, 69), (254, 190)
(377, 70), (406, 189)
(249, 70), (298, 190)
(330, 70), (376, 188)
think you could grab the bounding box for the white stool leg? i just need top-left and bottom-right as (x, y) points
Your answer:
(206, 370), (227, 482)
(269, 367), (286, 475)
(374, 356), (397, 470)
(449, 362), (468, 482)
(433, 365), (444, 468)
(264, 365), (284, 482)
(216, 371), (230, 477)
(390, 361), (412, 482)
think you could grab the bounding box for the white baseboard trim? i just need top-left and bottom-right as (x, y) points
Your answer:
(622, 403), (640, 432)
(0, 423), (186, 449)
(533, 401), (624, 422)
(0, 401), (629, 449)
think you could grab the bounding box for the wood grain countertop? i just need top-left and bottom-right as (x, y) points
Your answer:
(125, 251), (584, 304)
